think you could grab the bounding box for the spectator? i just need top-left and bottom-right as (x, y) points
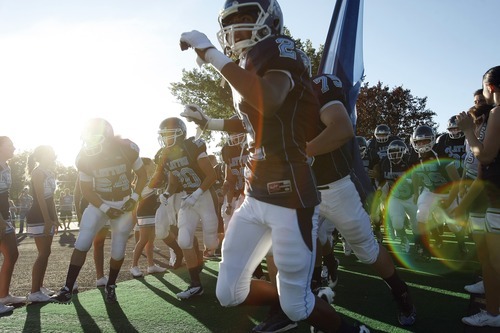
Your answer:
(17, 186), (33, 234)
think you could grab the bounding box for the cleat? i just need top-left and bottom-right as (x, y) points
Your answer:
(105, 285), (117, 304)
(462, 309), (500, 327)
(96, 276), (108, 288)
(147, 264), (167, 274)
(27, 291), (53, 303)
(51, 287), (72, 303)
(395, 291), (416, 326)
(129, 266), (143, 278)
(252, 309), (297, 333)
(464, 280), (485, 294)
(176, 285), (204, 300)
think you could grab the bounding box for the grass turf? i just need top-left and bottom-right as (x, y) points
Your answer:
(0, 226), (492, 332)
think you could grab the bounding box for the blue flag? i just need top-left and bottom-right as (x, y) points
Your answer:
(318, 0), (374, 201)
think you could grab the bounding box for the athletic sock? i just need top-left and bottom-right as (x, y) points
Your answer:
(65, 264), (82, 291)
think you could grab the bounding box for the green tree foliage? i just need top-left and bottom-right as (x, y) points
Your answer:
(355, 82), (437, 142)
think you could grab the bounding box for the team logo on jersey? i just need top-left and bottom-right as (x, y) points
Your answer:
(267, 180), (291, 195)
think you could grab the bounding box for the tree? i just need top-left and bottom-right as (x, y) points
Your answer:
(355, 81), (437, 142)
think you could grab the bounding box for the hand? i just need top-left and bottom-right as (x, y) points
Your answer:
(180, 30), (232, 71)
(181, 188), (203, 209)
(224, 204), (233, 216)
(180, 30), (215, 52)
(159, 191), (170, 206)
(455, 111), (474, 132)
(180, 104), (210, 129)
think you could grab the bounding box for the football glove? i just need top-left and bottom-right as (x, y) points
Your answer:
(181, 188), (203, 209)
(180, 30), (232, 71)
(180, 104), (210, 129)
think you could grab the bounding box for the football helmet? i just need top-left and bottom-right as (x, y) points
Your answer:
(158, 117), (187, 148)
(226, 115), (247, 146)
(356, 136), (367, 158)
(447, 115), (464, 139)
(217, 0), (283, 57)
(387, 140), (408, 164)
(81, 118), (114, 156)
(374, 124), (391, 143)
(411, 125), (436, 154)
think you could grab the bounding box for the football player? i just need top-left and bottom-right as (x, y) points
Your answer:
(375, 140), (416, 253)
(308, 73), (416, 327)
(435, 116), (467, 175)
(410, 125), (461, 261)
(0, 136), (26, 313)
(366, 124), (402, 242)
(147, 148), (184, 270)
(155, 117), (219, 300)
(179, 1), (367, 332)
(52, 118), (147, 304)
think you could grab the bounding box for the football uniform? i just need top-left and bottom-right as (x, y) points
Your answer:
(156, 137), (219, 251)
(435, 133), (466, 175)
(413, 154), (457, 228)
(378, 156), (416, 232)
(217, 36), (321, 321)
(310, 73), (378, 264)
(74, 138), (143, 261)
(26, 168), (57, 236)
(220, 143), (248, 229)
(0, 163), (15, 235)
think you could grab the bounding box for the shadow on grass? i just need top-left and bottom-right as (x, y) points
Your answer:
(23, 302), (53, 333)
(72, 295), (102, 333)
(137, 272), (265, 333)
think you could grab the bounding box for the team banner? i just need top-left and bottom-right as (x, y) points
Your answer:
(318, 0), (373, 200)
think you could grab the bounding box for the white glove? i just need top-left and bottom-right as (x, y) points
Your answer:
(181, 188), (203, 209)
(180, 30), (232, 71)
(159, 191), (170, 206)
(180, 104), (210, 128)
(180, 30), (215, 51)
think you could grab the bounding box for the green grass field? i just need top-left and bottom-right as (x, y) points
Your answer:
(0, 227), (493, 333)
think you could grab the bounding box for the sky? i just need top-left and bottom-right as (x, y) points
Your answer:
(0, 0), (498, 167)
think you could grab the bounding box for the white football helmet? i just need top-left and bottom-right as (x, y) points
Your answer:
(81, 118), (114, 156)
(374, 124), (391, 143)
(217, 0), (283, 57)
(158, 117), (187, 148)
